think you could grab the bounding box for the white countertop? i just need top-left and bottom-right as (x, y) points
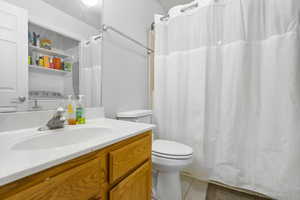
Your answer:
(0, 118), (155, 186)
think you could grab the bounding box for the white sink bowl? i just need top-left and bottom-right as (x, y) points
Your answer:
(13, 127), (113, 150)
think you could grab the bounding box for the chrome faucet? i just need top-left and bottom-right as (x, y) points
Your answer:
(39, 107), (66, 131)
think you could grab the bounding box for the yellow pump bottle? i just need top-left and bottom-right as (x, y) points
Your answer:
(67, 95), (76, 125)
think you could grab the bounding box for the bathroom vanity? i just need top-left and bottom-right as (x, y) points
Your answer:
(0, 118), (154, 200)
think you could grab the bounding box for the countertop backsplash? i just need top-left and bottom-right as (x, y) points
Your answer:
(0, 107), (104, 133)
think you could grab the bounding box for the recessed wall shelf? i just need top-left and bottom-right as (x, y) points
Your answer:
(27, 22), (79, 111)
(29, 65), (71, 76)
(29, 45), (73, 58)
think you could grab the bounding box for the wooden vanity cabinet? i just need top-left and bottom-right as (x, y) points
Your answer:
(0, 131), (152, 200)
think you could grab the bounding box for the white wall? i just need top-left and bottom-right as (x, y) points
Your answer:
(159, 0), (193, 11)
(3, 0), (97, 40)
(102, 0), (164, 118)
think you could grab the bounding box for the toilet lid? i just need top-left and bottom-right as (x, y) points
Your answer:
(152, 140), (193, 157)
(117, 110), (152, 118)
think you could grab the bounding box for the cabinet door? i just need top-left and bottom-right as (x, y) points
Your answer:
(110, 161), (152, 200)
(109, 135), (151, 183)
(0, 0), (28, 112)
(6, 158), (103, 200)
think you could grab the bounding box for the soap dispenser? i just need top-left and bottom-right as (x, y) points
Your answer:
(66, 95), (76, 125)
(76, 95), (86, 124)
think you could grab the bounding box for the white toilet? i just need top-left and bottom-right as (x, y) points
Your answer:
(117, 110), (193, 200)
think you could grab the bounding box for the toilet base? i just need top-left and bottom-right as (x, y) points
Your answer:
(157, 171), (182, 200)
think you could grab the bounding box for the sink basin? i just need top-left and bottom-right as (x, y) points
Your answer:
(13, 128), (113, 150)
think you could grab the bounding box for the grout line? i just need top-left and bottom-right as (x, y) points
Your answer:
(209, 181), (273, 199)
(183, 178), (195, 200)
(181, 172), (208, 184)
(181, 173), (271, 199)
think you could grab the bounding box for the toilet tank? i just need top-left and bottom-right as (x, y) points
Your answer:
(116, 110), (152, 124)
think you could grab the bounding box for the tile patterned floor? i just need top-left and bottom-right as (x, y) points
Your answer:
(155, 175), (271, 200)
(181, 175), (208, 200)
(206, 183), (272, 200)
(152, 174), (208, 200)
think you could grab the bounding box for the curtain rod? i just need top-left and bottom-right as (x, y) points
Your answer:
(160, 14), (170, 21)
(180, 2), (198, 12)
(101, 24), (154, 54)
(85, 34), (102, 45)
(160, 2), (199, 21)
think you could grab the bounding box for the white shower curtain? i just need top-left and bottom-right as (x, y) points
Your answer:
(80, 37), (102, 107)
(153, 0), (300, 199)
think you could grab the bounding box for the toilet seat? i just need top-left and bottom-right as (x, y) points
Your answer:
(152, 152), (192, 160)
(152, 140), (193, 160)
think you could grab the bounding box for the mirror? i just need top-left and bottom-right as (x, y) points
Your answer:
(0, 0), (103, 112)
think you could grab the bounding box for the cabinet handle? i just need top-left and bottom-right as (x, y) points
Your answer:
(11, 96), (26, 104)
(18, 96), (26, 102)
(45, 177), (51, 182)
(89, 196), (101, 200)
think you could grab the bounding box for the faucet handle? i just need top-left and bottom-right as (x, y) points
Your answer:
(39, 107), (66, 131)
(55, 107), (66, 122)
(46, 107), (66, 130)
(56, 107), (65, 114)
(60, 116), (66, 122)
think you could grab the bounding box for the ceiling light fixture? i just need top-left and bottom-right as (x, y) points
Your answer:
(81, 0), (98, 7)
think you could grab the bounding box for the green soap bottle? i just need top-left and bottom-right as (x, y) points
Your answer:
(76, 95), (86, 124)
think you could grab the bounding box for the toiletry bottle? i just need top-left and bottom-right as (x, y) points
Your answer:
(76, 95), (86, 124)
(44, 56), (50, 68)
(34, 53), (39, 65)
(50, 57), (54, 69)
(61, 58), (64, 71)
(28, 32), (32, 45)
(67, 95), (76, 125)
(28, 56), (32, 65)
(33, 32), (37, 46)
(36, 34), (40, 47)
(39, 56), (44, 67)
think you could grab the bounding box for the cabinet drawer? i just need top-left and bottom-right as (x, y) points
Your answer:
(110, 161), (152, 200)
(109, 135), (151, 183)
(6, 158), (103, 200)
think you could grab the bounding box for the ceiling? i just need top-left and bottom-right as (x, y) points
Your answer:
(41, 0), (102, 28)
(159, 0), (193, 11)
(40, 0), (194, 27)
